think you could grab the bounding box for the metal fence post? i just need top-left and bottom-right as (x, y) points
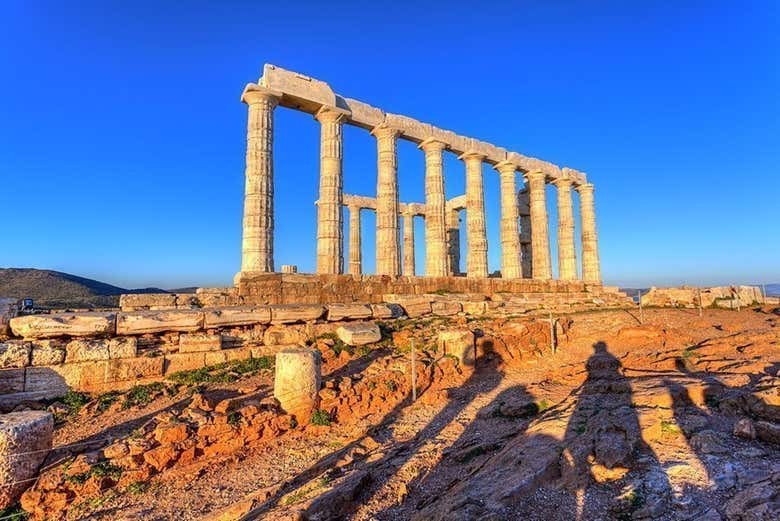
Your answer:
(549, 311), (555, 354)
(698, 287), (703, 317)
(411, 339), (417, 402)
(637, 290), (644, 324)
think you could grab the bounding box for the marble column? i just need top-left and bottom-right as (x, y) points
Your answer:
(495, 161), (522, 279)
(447, 209), (461, 275)
(525, 170), (552, 280)
(403, 210), (415, 276)
(554, 176), (577, 280)
(348, 205), (362, 276)
(517, 188), (533, 278)
(577, 183), (601, 283)
(460, 152), (488, 278)
(420, 138), (448, 277)
(372, 125), (401, 276)
(240, 86), (280, 274)
(315, 107), (347, 275)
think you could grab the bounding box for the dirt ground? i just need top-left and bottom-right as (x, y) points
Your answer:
(29, 307), (780, 520)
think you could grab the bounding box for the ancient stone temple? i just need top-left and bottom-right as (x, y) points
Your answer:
(236, 64), (602, 301)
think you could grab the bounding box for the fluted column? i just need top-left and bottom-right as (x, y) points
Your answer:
(348, 205), (362, 276)
(240, 86), (280, 274)
(525, 170), (552, 280)
(447, 209), (461, 275)
(372, 125), (401, 276)
(315, 107), (347, 274)
(420, 138), (448, 277)
(555, 176), (577, 280)
(517, 188), (533, 278)
(403, 211), (415, 276)
(460, 152), (488, 278)
(495, 161), (522, 279)
(577, 183), (601, 283)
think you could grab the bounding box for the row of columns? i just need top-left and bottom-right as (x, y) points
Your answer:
(240, 88), (600, 283)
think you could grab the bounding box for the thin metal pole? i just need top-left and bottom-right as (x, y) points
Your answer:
(411, 338), (417, 402)
(637, 290), (643, 324)
(549, 311), (555, 355)
(736, 285), (741, 311)
(762, 283), (767, 304)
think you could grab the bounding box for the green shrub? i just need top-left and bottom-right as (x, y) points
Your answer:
(310, 409), (331, 426)
(61, 390), (91, 416)
(167, 357), (274, 386)
(96, 391), (122, 413)
(66, 461), (123, 485)
(0, 504), (28, 521)
(123, 382), (166, 409)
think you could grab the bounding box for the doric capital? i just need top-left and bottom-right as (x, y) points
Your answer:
(493, 160), (518, 175)
(418, 137), (447, 152)
(458, 150), (486, 162)
(370, 123), (401, 139)
(553, 175), (573, 189)
(314, 105), (350, 124)
(576, 182), (595, 194)
(523, 169), (546, 184)
(240, 83), (282, 105)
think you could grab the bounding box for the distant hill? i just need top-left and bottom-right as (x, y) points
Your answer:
(0, 268), (167, 309)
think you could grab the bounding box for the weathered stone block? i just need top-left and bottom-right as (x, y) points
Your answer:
(0, 411), (53, 508)
(117, 310), (204, 335)
(270, 304), (324, 324)
(106, 357), (164, 382)
(431, 301), (462, 316)
(65, 338), (110, 363)
(30, 340), (65, 366)
(0, 298), (16, 336)
(263, 325), (308, 346)
(10, 312), (116, 339)
(0, 369), (25, 394)
(179, 333), (223, 353)
(164, 352), (206, 374)
(462, 301), (488, 315)
(370, 303), (404, 319)
(108, 337), (138, 359)
(203, 306), (271, 328)
(336, 322), (382, 346)
(325, 303), (372, 321)
(438, 329), (476, 369)
(119, 292), (177, 311)
(0, 342), (30, 368)
(274, 347), (321, 419)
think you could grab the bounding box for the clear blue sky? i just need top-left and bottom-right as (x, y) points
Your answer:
(1, 1), (778, 289)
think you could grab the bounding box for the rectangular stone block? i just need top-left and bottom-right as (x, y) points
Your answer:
(24, 364), (87, 395)
(30, 340), (66, 366)
(164, 352), (206, 374)
(0, 342), (30, 369)
(108, 337), (138, 359)
(325, 303), (372, 321)
(203, 306), (271, 328)
(0, 369), (25, 394)
(431, 301), (462, 316)
(10, 312), (116, 339)
(106, 357), (164, 382)
(270, 304), (324, 324)
(370, 303), (404, 319)
(65, 338), (110, 363)
(119, 293), (176, 311)
(117, 310), (204, 335)
(179, 333), (223, 353)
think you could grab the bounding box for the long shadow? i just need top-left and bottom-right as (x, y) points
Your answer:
(242, 352), (507, 519)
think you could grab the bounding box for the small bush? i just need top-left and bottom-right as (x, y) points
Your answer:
(123, 382), (166, 409)
(0, 504), (28, 521)
(310, 409), (331, 426)
(96, 391), (122, 413)
(62, 390), (91, 416)
(167, 357), (274, 386)
(66, 461), (123, 485)
(125, 481), (148, 495)
(227, 410), (242, 427)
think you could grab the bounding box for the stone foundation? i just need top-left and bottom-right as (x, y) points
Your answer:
(640, 285), (765, 309)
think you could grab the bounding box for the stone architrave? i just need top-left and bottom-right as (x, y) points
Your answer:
(315, 106), (348, 275)
(402, 210), (416, 276)
(420, 138), (448, 277)
(460, 152), (488, 278)
(348, 205), (362, 276)
(372, 125), (401, 276)
(240, 85), (281, 274)
(518, 188), (533, 278)
(494, 161), (522, 279)
(577, 183), (601, 283)
(525, 170), (552, 280)
(554, 176), (577, 280)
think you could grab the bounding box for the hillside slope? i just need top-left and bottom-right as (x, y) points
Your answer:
(0, 268), (165, 309)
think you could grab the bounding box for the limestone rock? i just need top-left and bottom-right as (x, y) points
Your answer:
(203, 306), (271, 328)
(29, 341), (65, 366)
(724, 480), (779, 520)
(108, 337), (138, 359)
(65, 338), (110, 363)
(119, 293), (176, 311)
(437, 329), (476, 368)
(179, 333), (223, 353)
(263, 325), (308, 346)
(0, 342), (30, 368)
(431, 300), (462, 316)
(370, 303), (404, 319)
(274, 348), (321, 419)
(10, 312), (116, 339)
(325, 303), (372, 321)
(336, 322), (381, 346)
(117, 310), (204, 335)
(0, 411), (53, 508)
(270, 304), (324, 324)
(0, 369), (25, 394)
